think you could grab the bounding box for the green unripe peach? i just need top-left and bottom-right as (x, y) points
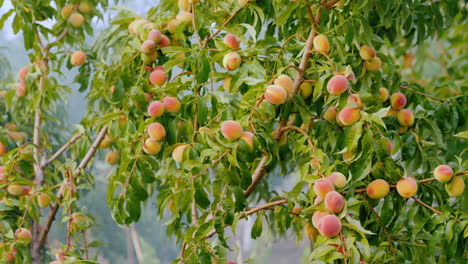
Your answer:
(166, 19), (181, 34)
(178, 0), (190, 11)
(396, 177), (418, 198)
(143, 138), (161, 155)
(141, 51), (158, 64)
(128, 19), (147, 35)
(366, 179), (390, 199)
(222, 52), (241, 71)
(324, 191), (345, 213)
(397, 109), (414, 127)
(7, 184), (24, 196)
(337, 107), (361, 126)
(314, 178), (335, 198)
(327, 172), (346, 189)
(78, 2), (92, 13)
(359, 45), (376, 61)
(61, 4), (74, 19)
(364, 57), (382, 72)
(99, 135), (112, 149)
(313, 34), (330, 54)
(433, 165), (454, 183)
(323, 106), (339, 122)
(221, 120), (243, 141)
(223, 77), (232, 93)
(172, 144), (189, 163)
(69, 12), (85, 27)
(176, 11), (193, 23)
(264, 85), (287, 104)
(105, 150), (120, 164)
(390, 92), (407, 110)
(274, 74), (294, 94)
(379, 87), (389, 101)
(445, 176), (465, 196)
(327, 75), (348, 95)
(148, 122), (166, 140)
(300, 82), (313, 98)
(38, 193), (51, 208)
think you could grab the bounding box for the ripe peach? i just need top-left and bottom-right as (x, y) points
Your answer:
(445, 176), (465, 196)
(390, 92), (407, 110)
(176, 11), (193, 23)
(221, 120), (243, 141)
(345, 70), (355, 81)
(69, 12), (84, 27)
(148, 101), (165, 117)
(0, 143), (6, 156)
(143, 138), (161, 155)
(347, 93), (362, 108)
(141, 50), (158, 64)
(364, 57), (382, 72)
(305, 223), (318, 240)
(148, 29), (162, 43)
(300, 82), (313, 98)
(385, 107), (398, 118)
(159, 34), (171, 48)
(22, 186), (31, 196)
(78, 2), (92, 13)
(274, 74), (294, 94)
(223, 76), (232, 93)
(433, 165), (453, 183)
(141, 40), (155, 54)
(128, 19), (147, 35)
(50, 261), (63, 264)
(99, 135), (112, 149)
(224, 33), (240, 50)
(313, 34), (330, 54)
(148, 122), (166, 140)
(240, 131), (254, 150)
(15, 228), (32, 244)
(162, 96), (181, 113)
(149, 69), (167, 86)
(18, 66), (28, 80)
(105, 150), (120, 164)
(359, 45), (376, 61)
(327, 75), (348, 95)
(323, 106), (339, 122)
(317, 214), (342, 238)
(327, 172), (346, 189)
(396, 177), (418, 198)
(172, 144), (189, 163)
(7, 184), (24, 196)
(264, 85), (287, 104)
(312, 211), (329, 228)
(5, 248), (17, 262)
(70, 51), (86, 66)
(166, 19), (181, 33)
(379, 87), (389, 101)
(61, 4), (74, 19)
(343, 151), (353, 164)
(223, 52), (241, 71)
(291, 206), (302, 215)
(397, 109), (414, 127)
(38, 193), (51, 208)
(314, 178), (335, 198)
(324, 191), (345, 213)
(366, 179), (390, 199)
(338, 107), (361, 126)
(16, 80), (27, 97)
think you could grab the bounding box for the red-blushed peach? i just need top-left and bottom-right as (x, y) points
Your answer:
(359, 45), (376, 61)
(162, 96), (181, 113)
(327, 172), (346, 189)
(159, 34), (171, 48)
(312, 211), (329, 228)
(22, 186), (31, 196)
(38, 193), (51, 208)
(105, 150), (120, 164)
(345, 70), (355, 81)
(397, 109), (414, 127)
(223, 52), (241, 71)
(404, 53), (414, 68)
(16, 80), (27, 97)
(166, 19), (181, 34)
(109, 84), (115, 94)
(221, 120), (243, 141)
(5, 247), (17, 262)
(0, 166), (5, 182)
(347, 93), (363, 108)
(70, 51), (86, 66)
(141, 40), (155, 54)
(148, 101), (165, 117)
(364, 57), (382, 72)
(327, 75), (348, 95)
(61, 4), (74, 19)
(50, 261), (63, 264)
(149, 69), (167, 86)
(314, 178), (335, 198)
(433, 165), (454, 183)
(224, 33), (240, 50)
(343, 151), (353, 164)
(148, 122), (166, 140)
(7, 184), (23, 196)
(379, 87), (389, 101)
(366, 179), (390, 199)
(148, 29), (162, 43)
(324, 191), (345, 213)
(172, 145), (189, 163)
(143, 138), (161, 155)
(313, 34), (330, 54)
(300, 82), (313, 98)
(338, 107), (361, 126)
(176, 11), (193, 23)
(69, 12), (84, 27)
(396, 177), (418, 198)
(323, 106), (339, 122)
(390, 92), (407, 110)
(240, 131), (254, 150)
(335, 110), (345, 126)
(382, 137), (393, 154)
(445, 176), (465, 196)
(223, 76), (232, 93)
(274, 74), (294, 94)
(78, 2), (92, 13)
(264, 85), (287, 104)
(317, 214), (342, 238)
(15, 228), (31, 244)
(18, 66), (28, 80)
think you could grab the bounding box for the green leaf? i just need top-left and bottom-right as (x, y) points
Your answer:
(251, 215), (263, 239)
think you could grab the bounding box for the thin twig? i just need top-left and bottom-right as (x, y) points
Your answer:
(191, 3), (201, 46)
(399, 85), (445, 102)
(280, 125), (315, 151)
(412, 196), (443, 215)
(190, 150), (231, 180)
(44, 133), (84, 167)
(243, 155), (269, 197)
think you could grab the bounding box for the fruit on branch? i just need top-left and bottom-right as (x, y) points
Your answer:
(7, 184), (24, 196)
(172, 145), (189, 163)
(240, 131), (254, 150)
(178, 0), (190, 11)
(398, 125), (408, 134)
(396, 177), (418, 198)
(337, 107), (361, 126)
(359, 45), (376, 61)
(148, 122), (166, 140)
(149, 69), (167, 86)
(162, 96), (181, 113)
(390, 92), (407, 110)
(445, 176), (465, 196)
(22, 186), (31, 196)
(105, 150), (120, 164)
(313, 34), (330, 54)
(167, 19), (181, 33)
(382, 137), (393, 154)
(300, 82), (313, 98)
(16, 80), (27, 97)
(128, 19), (147, 35)
(78, 2), (92, 13)
(70, 51), (87, 66)
(397, 109), (414, 127)
(224, 33), (240, 50)
(38, 193), (51, 208)
(323, 106), (339, 122)
(342, 151), (353, 164)
(143, 138), (162, 155)
(327, 172), (347, 189)
(69, 12), (85, 27)
(314, 178), (335, 198)
(99, 134), (113, 149)
(141, 40), (155, 54)
(305, 223), (318, 240)
(15, 228), (32, 244)
(176, 11), (193, 23)
(61, 5), (75, 19)
(142, 51), (158, 64)
(312, 211), (329, 228)
(347, 93), (363, 109)
(324, 191), (345, 213)
(317, 214), (342, 238)
(5, 248), (17, 262)
(223, 76), (232, 93)
(274, 74), (294, 94)
(264, 85), (287, 104)
(223, 52), (241, 71)
(0, 143), (6, 156)
(366, 179), (390, 199)
(148, 29), (162, 43)
(119, 115), (128, 128)
(379, 87), (389, 101)
(159, 34), (171, 48)
(18, 66), (28, 80)
(221, 120), (243, 141)
(364, 57), (382, 72)
(433, 165), (453, 183)
(291, 206), (302, 216)
(326, 75), (348, 95)
(148, 101), (165, 117)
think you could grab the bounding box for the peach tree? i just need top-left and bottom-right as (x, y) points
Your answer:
(0, 0), (467, 263)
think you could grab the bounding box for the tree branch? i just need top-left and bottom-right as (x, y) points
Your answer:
(190, 150), (231, 180)
(191, 3), (201, 46)
(243, 155), (269, 197)
(412, 196), (443, 215)
(43, 133), (84, 167)
(399, 85), (445, 102)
